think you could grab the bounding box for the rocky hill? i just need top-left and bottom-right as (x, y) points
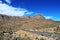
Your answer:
(0, 14), (60, 32)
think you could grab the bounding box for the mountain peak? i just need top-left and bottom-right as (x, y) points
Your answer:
(34, 14), (45, 19)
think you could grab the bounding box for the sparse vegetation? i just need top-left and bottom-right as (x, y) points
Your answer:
(0, 14), (60, 40)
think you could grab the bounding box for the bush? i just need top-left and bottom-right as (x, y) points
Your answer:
(40, 38), (45, 40)
(14, 37), (32, 40)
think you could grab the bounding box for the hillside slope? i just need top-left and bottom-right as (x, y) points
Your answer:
(0, 14), (60, 32)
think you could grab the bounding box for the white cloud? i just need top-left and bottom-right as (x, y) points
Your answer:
(0, 0), (33, 16)
(26, 12), (34, 14)
(0, 1), (2, 3)
(5, 0), (11, 4)
(44, 16), (52, 19)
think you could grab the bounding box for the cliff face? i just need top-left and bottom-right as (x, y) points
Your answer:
(0, 14), (60, 30)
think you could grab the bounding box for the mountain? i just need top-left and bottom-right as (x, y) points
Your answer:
(0, 14), (60, 32)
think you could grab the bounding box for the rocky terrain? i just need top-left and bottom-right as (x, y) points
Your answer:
(0, 14), (60, 29)
(0, 14), (60, 40)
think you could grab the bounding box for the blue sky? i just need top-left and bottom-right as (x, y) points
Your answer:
(0, 0), (60, 21)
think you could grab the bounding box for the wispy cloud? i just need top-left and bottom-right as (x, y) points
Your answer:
(25, 12), (34, 14)
(5, 0), (11, 4)
(44, 16), (52, 19)
(0, 0), (33, 16)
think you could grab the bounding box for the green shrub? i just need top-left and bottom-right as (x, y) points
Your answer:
(40, 38), (45, 40)
(14, 37), (32, 40)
